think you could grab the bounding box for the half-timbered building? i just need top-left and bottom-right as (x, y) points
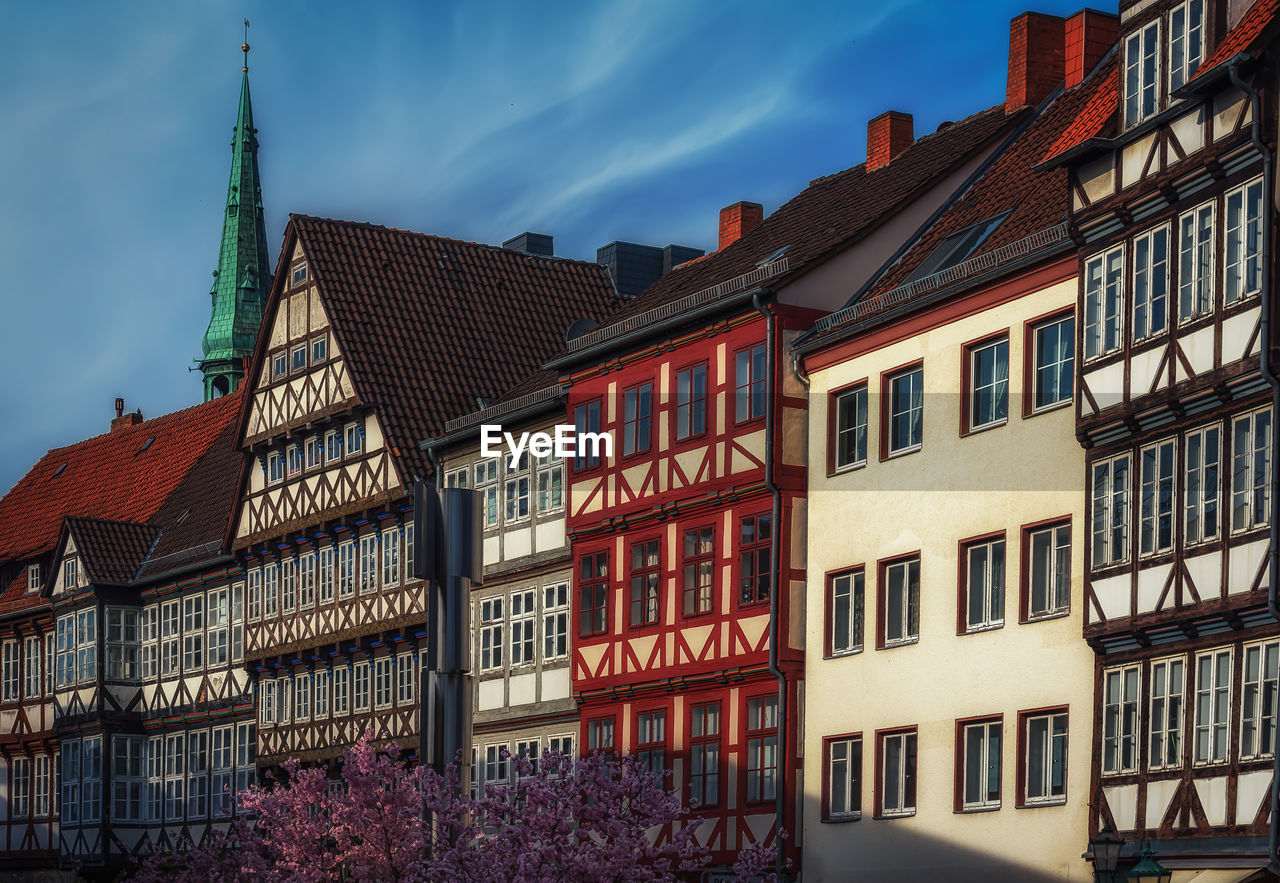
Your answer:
(1042, 0), (1280, 873)
(234, 219), (619, 773)
(793, 13), (1118, 879)
(547, 84), (1030, 874)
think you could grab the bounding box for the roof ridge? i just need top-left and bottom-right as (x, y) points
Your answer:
(289, 214), (610, 271)
(64, 514), (151, 529)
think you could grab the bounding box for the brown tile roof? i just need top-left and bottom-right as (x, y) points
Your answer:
(575, 104), (1021, 343)
(64, 517), (159, 584)
(1192, 0), (1280, 81)
(809, 57), (1118, 343)
(286, 216), (621, 477)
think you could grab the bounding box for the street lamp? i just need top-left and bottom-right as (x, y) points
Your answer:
(1125, 848), (1172, 883)
(1087, 824), (1124, 883)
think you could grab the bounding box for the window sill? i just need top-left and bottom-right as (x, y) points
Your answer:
(1027, 398), (1071, 418)
(957, 804), (1001, 814)
(830, 460), (867, 477)
(1018, 798), (1066, 809)
(962, 622), (1004, 636)
(1023, 610), (1069, 624)
(879, 637), (919, 651)
(962, 418), (1007, 438)
(821, 813), (861, 824)
(874, 810), (916, 820)
(882, 445), (921, 462)
(825, 647), (864, 660)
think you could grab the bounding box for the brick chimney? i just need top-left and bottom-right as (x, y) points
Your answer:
(719, 202), (764, 251)
(111, 398), (143, 432)
(867, 111), (914, 171)
(1064, 9), (1119, 88)
(1006, 12), (1066, 112)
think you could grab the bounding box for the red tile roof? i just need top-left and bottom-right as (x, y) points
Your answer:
(0, 391), (243, 568)
(286, 216), (622, 477)
(1040, 65), (1118, 164)
(1192, 0), (1280, 81)
(571, 103), (1022, 348)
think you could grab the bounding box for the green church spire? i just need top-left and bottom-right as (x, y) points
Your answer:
(199, 25), (271, 401)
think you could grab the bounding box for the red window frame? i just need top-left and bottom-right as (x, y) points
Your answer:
(681, 523), (716, 619)
(821, 731), (863, 822)
(585, 714), (616, 752)
(1019, 517), (1072, 623)
(628, 537), (662, 629)
(743, 692), (779, 805)
(824, 566), (864, 658)
(688, 701), (722, 808)
(1016, 705), (1069, 808)
(634, 706), (669, 777)
(956, 530), (1006, 635)
(959, 330), (1010, 436)
(873, 725), (918, 818)
(737, 511), (773, 609)
(577, 551), (609, 637)
(673, 361), (710, 444)
(875, 553), (919, 650)
(953, 714), (1003, 813)
(622, 381), (653, 458)
(733, 343), (768, 425)
(571, 397), (604, 473)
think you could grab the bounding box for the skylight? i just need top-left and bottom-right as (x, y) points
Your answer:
(139, 436), (156, 453)
(903, 211), (1011, 284)
(52, 463), (67, 478)
(757, 245), (790, 267)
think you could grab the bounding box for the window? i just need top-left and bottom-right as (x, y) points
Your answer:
(287, 444), (302, 477)
(247, 568), (262, 621)
(827, 569), (864, 656)
(353, 662), (371, 712)
(739, 513), (772, 606)
(1092, 455), (1131, 568)
(62, 740), (80, 824)
(295, 673), (311, 721)
(622, 382), (653, 455)
(1182, 424), (1223, 542)
(484, 744), (509, 788)
(879, 557), (920, 648)
(405, 523), (415, 582)
(1025, 522), (1070, 620)
(27, 562), (40, 592)
(967, 337), (1008, 431)
(1, 641), (17, 700)
(272, 352), (287, 379)
(1180, 202), (1215, 323)
(1169, 0), (1204, 93)
(1226, 177), (1264, 304)
(537, 461), (563, 512)
(676, 364), (708, 440)
(1194, 647), (1232, 765)
(182, 595), (204, 670)
(25, 636), (40, 698)
(164, 734), (184, 821)
(1124, 20), (1159, 126)
(682, 526), (715, 617)
(267, 451), (284, 484)
(305, 436), (322, 470)
(476, 461), (499, 528)
(397, 654), (413, 704)
(1242, 640), (1279, 759)
(473, 459), (498, 487)
(211, 726), (233, 816)
(264, 563), (279, 617)
(745, 696), (778, 803)
(105, 608), (139, 679)
(548, 734), (574, 761)
(55, 615), (74, 688)
(345, 421), (363, 455)
(63, 557), (79, 591)
(542, 580), (568, 655)
(1028, 312), (1075, 413)
(1133, 226), (1170, 340)
(319, 547), (335, 604)
(1102, 665), (1140, 775)
(1084, 246), (1124, 360)
(12, 756), (29, 820)
(374, 658), (392, 710)
(141, 607), (157, 680)
(76, 609), (96, 682)
(281, 557), (297, 613)
(510, 590), (536, 667)
(959, 718), (1001, 811)
(904, 213), (1008, 282)
(635, 710), (667, 777)
(578, 552), (609, 637)
(735, 344), (767, 423)
(339, 542), (355, 598)
(480, 598), (503, 672)
(1233, 408), (1273, 532)
(1021, 710), (1068, 806)
(311, 334), (327, 364)
(292, 263), (308, 286)
(235, 723), (256, 801)
(832, 385), (868, 470)
(1139, 439), (1176, 557)
(325, 429), (341, 462)
(629, 539), (661, 628)
(259, 679), (276, 726)
(382, 530), (401, 588)
(231, 583), (243, 664)
(312, 670), (330, 719)
(504, 474), (530, 522)
(824, 735), (862, 821)
(277, 678), (291, 725)
(885, 366), (923, 455)
(962, 537), (1005, 633)
(877, 729), (917, 817)
(334, 667), (350, 716)
(1150, 656), (1185, 770)
(81, 737), (102, 823)
(34, 754), (49, 817)
(689, 703), (721, 808)
(587, 717), (615, 751)
(187, 730), (209, 818)
(573, 400), (602, 470)
(208, 588), (229, 665)
(359, 535), (378, 594)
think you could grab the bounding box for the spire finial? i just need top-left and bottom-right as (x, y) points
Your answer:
(242, 19), (250, 73)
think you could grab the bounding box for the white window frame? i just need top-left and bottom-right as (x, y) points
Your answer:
(1102, 664), (1140, 775)
(1084, 245), (1124, 360)
(339, 542), (356, 599)
(299, 553), (316, 609)
(1149, 656), (1185, 771)
(886, 367), (923, 456)
(264, 562), (279, 617)
(359, 535), (378, 595)
(374, 657), (393, 710)
(510, 589), (536, 668)
(1194, 647), (1233, 766)
(334, 667), (350, 716)
(1132, 224), (1170, 341)
(1168, 0), (1205, 94)
(542, 583), (569, 661)
(1184, 424), (1221, 546)
(345, 421), (363, 455)
(1178, 201), (1216, 324)
(963, 538), (1005, 633)
(247, 567), (262, 622)
(1023, 711), (1069, 806)
(968, 338), (1009, 432)
(480, 597), (504, 672)
(829, 570), (863, 656)
(382, 529), (401, 589)
(882, 558), (919, 648)
(960, 719), (1001, 811)
(24, 636), (40, 698)
(1139, 438), (1176, 558)
(207, 588), (229, 667)
(182, 595), (204, 671)
(1124, 19), (1160, 127)
(1242, 639), (1279, 760)
(1225, 177), (1265, 305)
(319, 547), (335, 604)
(353, 662), (371, 713)
(397, 653), (413, 705)
(1092, 454), (1131, 568)
(1232, 407), (1273, 533)
(833, 386), (868, 470)
(879, 729), (916, 817)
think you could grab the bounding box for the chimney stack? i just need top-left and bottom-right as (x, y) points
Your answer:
(502, 232), (554, 257)
(597, 241), (706, 298)
(718, 202), (764, 251)
(1064, 9), (1119, 88)
(867, 111), (914, 171)
(110, 400), (143, 433)
(1006, 12), (1066, 112)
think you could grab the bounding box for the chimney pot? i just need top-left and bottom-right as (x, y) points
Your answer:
(1064, 9), (1119, 89)
(1006, 12), (1066, 112)
(115, 397), (124, 419)
(718, 202), (764, 251)
(867, 111), (914, 171)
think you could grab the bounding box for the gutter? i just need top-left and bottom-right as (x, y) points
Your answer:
(752, 290), (788, 881)
(1228, 58), (1280, 872)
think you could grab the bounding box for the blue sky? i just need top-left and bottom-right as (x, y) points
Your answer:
(0, 0), (1100, 493)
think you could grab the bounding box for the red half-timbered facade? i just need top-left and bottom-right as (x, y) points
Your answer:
(1048, 0), (1280, 870)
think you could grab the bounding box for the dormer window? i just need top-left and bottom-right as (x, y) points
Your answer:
(1169, 0), (1205, 93)
(63, 558), (78, 591)
(1124, 20), (1160, 126)
(26, 563), (40, 592)
(292, 263), (308, 287)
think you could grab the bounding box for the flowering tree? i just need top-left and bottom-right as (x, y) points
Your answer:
(132, 731), (776, 882)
